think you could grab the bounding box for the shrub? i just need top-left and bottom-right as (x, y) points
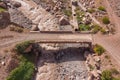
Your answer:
(98, 6), (106, 11)
(15, 41), (34, 54)
(7, 60), (35, 80)
(14, 27), (23, 33)
(92, 24), (101, 34)
(94, 44), (105, 55)
(79, 24), (91, 31)
(100, 28), (107, 34)
(102, 16), (110, 24)
(10, 27), (23, 33)
(101, 70), (112, 80)
(0, 7), (6, 12)
(87, 8), (95, 13)
(63, 9), (72, 17)
(110, 68), (119, 75)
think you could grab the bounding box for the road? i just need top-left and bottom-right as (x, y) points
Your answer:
(94, 0), (120, 65)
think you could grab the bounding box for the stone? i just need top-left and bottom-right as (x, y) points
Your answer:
(13, 1), (21, 8)
(31, 25), (39, 31)
(84, 51), (89, 59)
(0, 2), (7, 9)
(91, 70), (100, 78)
(88, 73), (94, 80)
(46, 7), (51, 12)
(72, 1), (78, 6)
(1, 61), (5, 66)
(59, 16), (70, 25)
(24, 45), (33, 53)
(0, 11), (10, 28)
(94, 56), (101, 62)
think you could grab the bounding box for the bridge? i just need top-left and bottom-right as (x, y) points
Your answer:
(0, 31), (93, 48)
(30, 31), (92, 43)
(29, 31), (93, 48)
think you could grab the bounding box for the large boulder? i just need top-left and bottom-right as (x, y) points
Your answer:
(59, 16), (70, 25)
(12, 1), (21, 8)
(0, 11), (10, 28)
(0, 2), (7, 9)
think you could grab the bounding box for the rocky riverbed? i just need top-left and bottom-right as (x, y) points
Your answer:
(35, 45), (88, 80)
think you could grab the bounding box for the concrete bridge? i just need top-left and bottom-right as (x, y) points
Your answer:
(30, 31), (92, 43)
(0, 31), (93, 48)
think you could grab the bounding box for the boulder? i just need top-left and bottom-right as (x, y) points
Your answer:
(0, 2), (7, 9)
(31, 25), (39, 31)
(59, 16), (70, 25)
(72, 1), (78, 6)
(0, 11), (10, 28)
(13, 1), (21, 8)
(88, 73), (94, 80)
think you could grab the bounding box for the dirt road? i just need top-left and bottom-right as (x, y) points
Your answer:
(94, 0), (120, 65)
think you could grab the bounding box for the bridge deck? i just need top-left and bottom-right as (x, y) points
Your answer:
(29, 32), (92, 43)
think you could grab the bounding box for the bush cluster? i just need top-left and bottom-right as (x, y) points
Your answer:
(98, 6), (106, 11)
(102, 16), (110, 24)
(92, 24), (101, 34)
(79, 24), (91, 31)
(7, 41), (36, 80)
(101, 69), (120, 80)
(10, 27), (23, 33)
(94, 44), (105, 55)
(15, 41), (34, 54)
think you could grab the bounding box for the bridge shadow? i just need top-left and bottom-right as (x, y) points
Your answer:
(37, 47), (91, 67)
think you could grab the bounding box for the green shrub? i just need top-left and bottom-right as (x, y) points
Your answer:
(6, 41), (37, 80)
(7, 61), (35, 80)
(10, 27), (23, 33)
(79, 24), (91, 31)
(14, 27), (23, 33)
(100, 28), (107, 34)
(94, 44), (105, 55)
(98, 6), (106, 11)
(101, 70), (112, 80)
(102, 16), (110, 24)
(15, 41), (34, 54)
(0, 7), (6, 12)
(87, 8), (95, 13)
(110, 68), (119, 75)
(112, 77), (120, 80)
(92, 24), (101, 34)
(63, 9), (72, 17)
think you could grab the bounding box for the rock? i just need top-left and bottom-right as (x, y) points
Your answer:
(24, 45), (33, 53)
(0, 11), (10, 28)
(72, 1), (78, 6)
(94, 56), (101, 62)
(94, 62), (100, 70)
(1, 61), (5, 66)
(97, 70), (102, 75)
(84, 51), (89, 59)
(31, 25), (39, 31)
(88, 73), (94, 80)
(59, 16), (70, 25)
(45, 7), (51, 12)
(0, 2), (7, 9)
(13, 1), (21, 8)
(9, 8), (32, 29)
(91, 70), (100, 78)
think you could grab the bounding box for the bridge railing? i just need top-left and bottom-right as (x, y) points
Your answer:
(30, 31), (92, 34)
